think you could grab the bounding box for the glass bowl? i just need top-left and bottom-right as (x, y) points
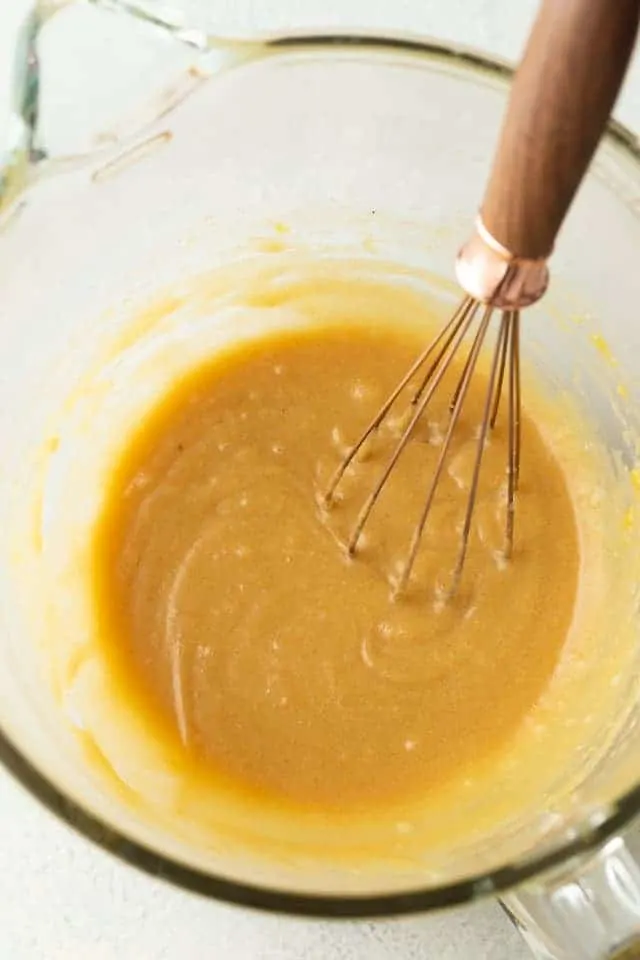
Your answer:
(2, 5), (640, 957)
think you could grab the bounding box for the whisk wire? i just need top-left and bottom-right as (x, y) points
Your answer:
(489, 315), (510, 428)
(513, 312), (522, 484)
(324, 296), (474, 505)
(394, 305), (494, 595)
(411, 296), (476, 406)
(449, 310), (510, 594)
(347, 300), (481, 555)
(505, 310), (521, 557)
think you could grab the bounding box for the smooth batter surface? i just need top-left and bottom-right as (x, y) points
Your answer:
(93, 313), (579, 814)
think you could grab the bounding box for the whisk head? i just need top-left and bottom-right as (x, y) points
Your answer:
(323, 220), (548, 599)
(324, 300), (521, 597)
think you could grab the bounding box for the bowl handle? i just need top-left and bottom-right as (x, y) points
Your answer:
(503, 833), (640, 959)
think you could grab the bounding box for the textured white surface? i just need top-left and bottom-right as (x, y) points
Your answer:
(0, 762), (529, 959)
(0, 2), (637, 958)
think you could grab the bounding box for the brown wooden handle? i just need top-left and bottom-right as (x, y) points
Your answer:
(481, 0), (640, 259)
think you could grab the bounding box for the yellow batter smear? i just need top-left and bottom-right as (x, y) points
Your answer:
(92, 296), (579, 814)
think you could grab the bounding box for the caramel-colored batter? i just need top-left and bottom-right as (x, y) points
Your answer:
(93, 317), (579, 813)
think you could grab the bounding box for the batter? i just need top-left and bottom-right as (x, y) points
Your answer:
(92, 302), (579, 813)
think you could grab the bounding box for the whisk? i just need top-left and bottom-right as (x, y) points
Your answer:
(325, 0), (640, 597)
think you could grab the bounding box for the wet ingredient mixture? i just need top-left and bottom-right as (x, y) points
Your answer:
(92, 309), (579, 814)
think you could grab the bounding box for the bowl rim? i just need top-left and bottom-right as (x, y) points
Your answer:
(3, 32), (640, 918)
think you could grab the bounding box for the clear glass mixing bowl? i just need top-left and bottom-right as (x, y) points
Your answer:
(3, 3), (640, 958)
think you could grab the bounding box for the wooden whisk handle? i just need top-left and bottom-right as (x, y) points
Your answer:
(481, 0), (640, 260)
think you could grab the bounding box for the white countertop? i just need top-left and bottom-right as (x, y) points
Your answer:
(0, 2), (638, 957)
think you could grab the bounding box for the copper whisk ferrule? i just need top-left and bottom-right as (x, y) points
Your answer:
(456, 216), (550, 310)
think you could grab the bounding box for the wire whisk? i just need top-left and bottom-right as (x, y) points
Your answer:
(324, 0), (640, 596)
